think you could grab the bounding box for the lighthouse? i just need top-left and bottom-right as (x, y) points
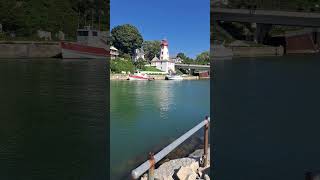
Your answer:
(160, 39), (169, 60)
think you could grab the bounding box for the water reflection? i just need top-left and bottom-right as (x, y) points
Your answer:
(110, 80), (209, 180)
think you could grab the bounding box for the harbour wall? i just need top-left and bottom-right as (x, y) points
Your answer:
(229, 46), (284, 57)
(0, 42), (60, 58)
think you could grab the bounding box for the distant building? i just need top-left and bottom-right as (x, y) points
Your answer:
(170, 56), (183, 64)
(37, 30), (51, 41)
(150, 56), (175, 73)
(133, 48), (145, 62)
(110, 46), (119, 59)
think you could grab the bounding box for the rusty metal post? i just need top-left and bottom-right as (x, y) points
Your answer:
(148, 152), (155, 180)
(203, 116), (209, 167)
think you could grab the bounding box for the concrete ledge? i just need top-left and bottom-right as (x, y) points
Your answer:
(229, 46), (284, 57)
(0, 43), (60, 58)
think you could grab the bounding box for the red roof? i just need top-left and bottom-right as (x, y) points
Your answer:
(161, 39), (168, 46)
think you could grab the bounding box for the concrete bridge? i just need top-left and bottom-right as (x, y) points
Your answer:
(175, 64), (210, 74)
(212, 8), (320, 27)
(212, 8), (320, 43)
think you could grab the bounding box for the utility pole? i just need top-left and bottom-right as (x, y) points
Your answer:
(91, 9), (94, 29)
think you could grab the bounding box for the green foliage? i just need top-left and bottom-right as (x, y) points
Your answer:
(228, 0), (320, 11)
(176, 51), (209, 65)
(110, 58), (135, 73)
(111, 24), (143, 56)
(143, 66), (163, 72)
(142, 40), (161, 61)
(121, 53), (132, 60)
(195, 51), (210, 65)
(0, 0), (108, 39)
(134, 58), (146, 70)
(177, 52), (195, 64)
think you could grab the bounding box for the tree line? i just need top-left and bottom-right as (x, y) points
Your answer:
(0, 0), (108, 39)
(110, 24), (209, 65)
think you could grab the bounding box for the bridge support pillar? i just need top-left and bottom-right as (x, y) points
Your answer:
(255, 23), (272, 44)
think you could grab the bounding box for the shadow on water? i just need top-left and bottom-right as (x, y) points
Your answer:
(213, 55), (320, 180)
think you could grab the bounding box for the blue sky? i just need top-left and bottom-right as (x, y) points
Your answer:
(111, 0), (209, 58)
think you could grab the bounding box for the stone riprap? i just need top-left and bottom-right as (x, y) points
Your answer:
(140, 147), (210, 180)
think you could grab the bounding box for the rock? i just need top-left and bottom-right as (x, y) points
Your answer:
(204, 174), (210, 180)
(154, 158), (197, 179)
(197, 169), (203, 178)
(189, 161), (199, 172)
(186, 172), (198, 180)
(176, 166), (196, 180)
(188, 147), (210, 165)
(140, 173), (147, 180)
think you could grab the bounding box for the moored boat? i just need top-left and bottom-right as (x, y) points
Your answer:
(127, 72), (154, 81)
(165, 74), (183, 80)
(60, 41), (108, 59)
(61, 26), (109, 59)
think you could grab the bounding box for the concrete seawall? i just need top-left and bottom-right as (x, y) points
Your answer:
(229, 46), (284, 57)
(0, 42), (60, 58)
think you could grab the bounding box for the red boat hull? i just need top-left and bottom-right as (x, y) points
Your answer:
(60, 42), (109, 59)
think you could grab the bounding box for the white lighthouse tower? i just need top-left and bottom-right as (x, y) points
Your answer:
(160, 39), (169, 60)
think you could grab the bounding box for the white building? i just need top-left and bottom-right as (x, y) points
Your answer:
(133, 48), (145, 62)
(150, 56), (175, 73)
(110, 46), (119, 59)
(170, 56), (183, 64)
(149, 39), (176, 73)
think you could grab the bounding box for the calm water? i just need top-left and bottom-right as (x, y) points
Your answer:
(212, 55), (320, 180)
(0, 59), (107, 180)
(110, 80), (210, 179)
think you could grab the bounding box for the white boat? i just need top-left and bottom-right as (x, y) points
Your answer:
(61, 26), (109, 59)
(165, 74), (183, 80)
(127, 72), (154, 80)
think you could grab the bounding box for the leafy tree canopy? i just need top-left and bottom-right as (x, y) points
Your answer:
(195, 51), (210, 65)
(177, 52), (194, 64)
(0, 0), (108, 39)
(111, 24), (143, 56)
(142, 40), (161, 61)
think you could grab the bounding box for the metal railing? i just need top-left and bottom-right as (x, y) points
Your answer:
(131, 116), (210, 180)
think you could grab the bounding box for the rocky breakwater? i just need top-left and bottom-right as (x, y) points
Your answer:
(140, 147), (210, 180)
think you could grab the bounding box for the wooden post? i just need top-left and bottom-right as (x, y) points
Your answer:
(148, 152), (155, 180)
(203, 116), (209, 167)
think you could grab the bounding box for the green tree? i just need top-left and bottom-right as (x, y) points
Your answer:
(195, 51), (210, 65)
(142, 40), (161, 61)
(110, 58), (135, 73)
(134, 58), (146, 70)
(121, 53), (131, 60)
(111, 24), (143, 56)
(177, 52), (194, 64)
(0, 0), (107, 39)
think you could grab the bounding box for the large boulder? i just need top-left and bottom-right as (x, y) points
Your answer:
(153, 158), (197, 179)
(176, 166), (197, 180)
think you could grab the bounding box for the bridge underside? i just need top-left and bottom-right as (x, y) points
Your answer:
(175, 64), (210, 75)
(212, 8), (320, 27)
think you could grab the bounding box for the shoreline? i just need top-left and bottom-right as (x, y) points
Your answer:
(0, 40), (319, 59)
(110, 73), (209, 81)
